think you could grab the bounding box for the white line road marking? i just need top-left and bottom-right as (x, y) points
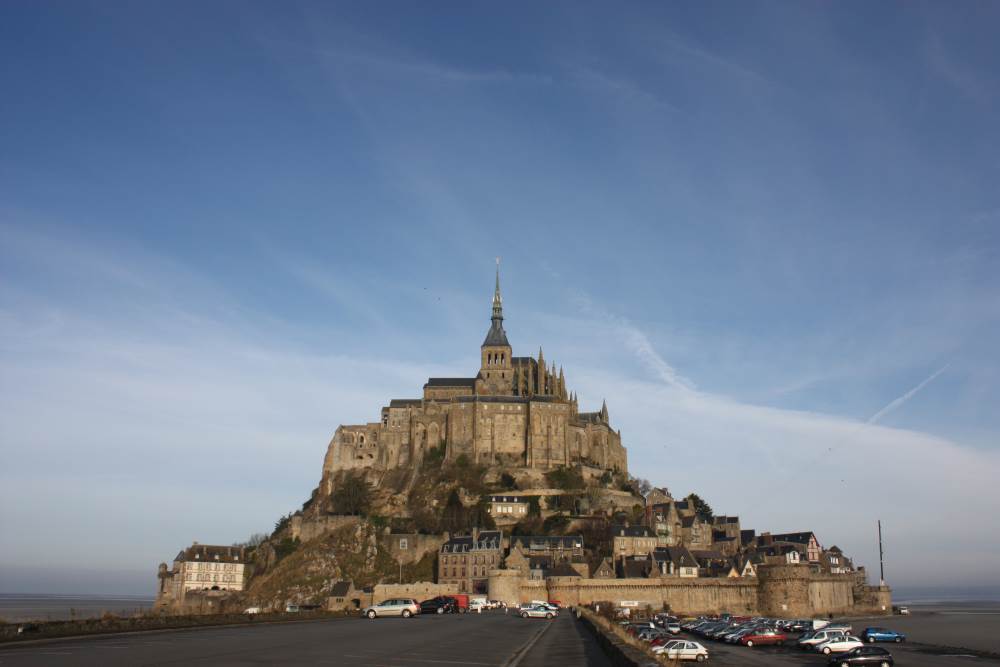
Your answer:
(501, 619), (554, 667)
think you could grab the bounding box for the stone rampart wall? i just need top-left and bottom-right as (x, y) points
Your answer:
(548, 577), (759, 615)
(289, 514), (360, 542)
(489, 564), (891, 617)
(371, 582), (457, 605)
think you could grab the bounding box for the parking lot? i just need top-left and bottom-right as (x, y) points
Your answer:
(661, 628), (1000, 666)
(0, 610), (611, 667)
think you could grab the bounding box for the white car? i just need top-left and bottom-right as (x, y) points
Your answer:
(816, 635), (864, 654)
(520, 604), (558, 619)
(798, 629), (846, 649)
(653, 640), (708, 662)
(651, 639), (684, 654)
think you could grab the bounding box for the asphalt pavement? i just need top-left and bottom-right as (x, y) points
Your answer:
(0, 611), (612, 667)
(3, 612), (998, 667)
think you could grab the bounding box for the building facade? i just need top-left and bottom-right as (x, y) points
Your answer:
(438, 529), (503, 594)
(156, 543), (246, 611)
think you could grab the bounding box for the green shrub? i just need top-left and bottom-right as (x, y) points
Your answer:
(274, 537), (300, 562)
(331, 472), (372, 515)
(546, 466), (585, 491)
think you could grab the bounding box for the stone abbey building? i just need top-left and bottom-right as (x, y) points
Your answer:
(320, 266), (628, 486)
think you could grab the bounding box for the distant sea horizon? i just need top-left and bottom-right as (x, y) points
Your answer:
(0, 593), (155, 623)
(883, 585), (1000, 605)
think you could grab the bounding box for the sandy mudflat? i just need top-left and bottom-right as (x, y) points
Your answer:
(854, 601), (1000, 655)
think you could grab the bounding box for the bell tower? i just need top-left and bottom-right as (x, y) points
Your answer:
(479, 258), (513, 395)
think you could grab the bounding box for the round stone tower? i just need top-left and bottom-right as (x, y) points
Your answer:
(488, 569), (524, 606)
(756, 563), (812, 617)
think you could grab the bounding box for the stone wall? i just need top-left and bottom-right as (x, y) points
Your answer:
(289, 514), (360, 542)
(379, 532), (445, 566)
(371, 582), (457, 605)
(488, 564), (892, 617)
(546, 577), (759, 615)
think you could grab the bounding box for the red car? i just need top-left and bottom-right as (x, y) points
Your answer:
(740, 629), (788, 647)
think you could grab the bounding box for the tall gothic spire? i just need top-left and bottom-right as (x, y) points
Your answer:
(492, 256), (503, 323)
(482, 258), (510, 348)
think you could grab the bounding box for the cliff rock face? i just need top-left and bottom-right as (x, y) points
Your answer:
(246, 522), (394, 609)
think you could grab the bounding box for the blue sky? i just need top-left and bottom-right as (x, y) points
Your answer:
(1, 1), (998, 595)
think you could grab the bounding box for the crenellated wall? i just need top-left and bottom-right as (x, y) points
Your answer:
(488, 564), (891, 616)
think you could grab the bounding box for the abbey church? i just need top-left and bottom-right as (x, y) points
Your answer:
(320, 266), (629, 484)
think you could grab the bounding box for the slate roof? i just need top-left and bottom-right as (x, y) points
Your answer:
(770, 532), (816, 545)
(652, 546), (699, 570)
(548, 562), (581, 577)
(760, 544), (802, 557)
(691, 549), (727, 562)
(740, 529), (757, 546)
(512, 356), (538, 367)
(330, 581), (352, 597)
(440, 530), (503, 553)
(482, 323), (510, 347)
(674, 500), (690, 511)
(424, 378), (477, 387)
(592, 557), (616, 576)
(612, 525), (654, 538)
(528, 556), (552, 570)
(577, 412), (602, 423)
(681, 516), (696, 527)
(621, 558), (653, 578)
(179, 544), (244, 563)
(489, 495), (529, 503)
(389, 399), (422, 407)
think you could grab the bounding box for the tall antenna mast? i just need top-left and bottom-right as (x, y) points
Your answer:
(877, 519), (885, 586)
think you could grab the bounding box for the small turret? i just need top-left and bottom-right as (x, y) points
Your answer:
(600, 399), (609, 422)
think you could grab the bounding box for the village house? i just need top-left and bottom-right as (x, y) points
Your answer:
(650, 546), (700, 578)
(758, 543), (803, 565)
(591, 557), (616, 579)
(327, 580), (361, 611)
(763, 531), (822, 562)
(644, 501), (683, 546)
(486, 495), (530, 523)
(613, 525), (658, 558)
(438, 529), (503, 594)
(509, 534), (585, 560)
(155, 543), (246, 612)
(819, 546), (854, 574)
(618, 555), (656, 578)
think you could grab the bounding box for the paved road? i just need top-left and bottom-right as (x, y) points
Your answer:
(0, 611), (612, 667)
(4, 614), (998, 667)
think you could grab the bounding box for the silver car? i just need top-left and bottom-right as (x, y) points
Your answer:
(362, 598), (420, 619)
(520, 604), (558, 619)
